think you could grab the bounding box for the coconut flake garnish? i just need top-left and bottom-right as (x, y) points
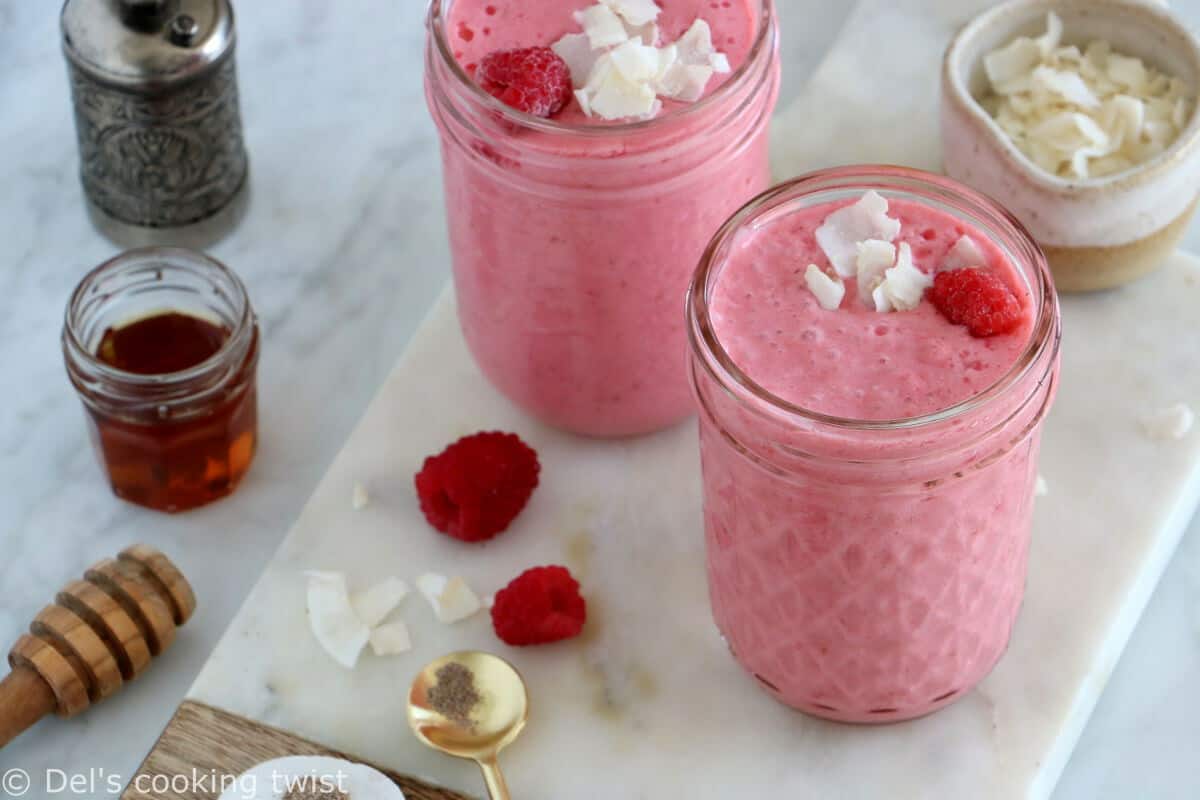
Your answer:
(878, 243), (932, 312)
(350, 576), (409, 628)
(1141, 403), (1195, 441)
(602, 0), (661, 27)
(855, 239), (896, 303)
(983, 12), (1194, 179)
(804, 264), (845, 310)
(558, 4), (731, 120)
(306, 571), (370, 669)
(816, 191), (902, 279)
(369, 621), (413, 657)
(416, 573), (483, 624)
(941, 235), (986, 271)
(552, 33), (601, 89)
(575, 4), (629, 50)
(1035, 474), (1049, 497)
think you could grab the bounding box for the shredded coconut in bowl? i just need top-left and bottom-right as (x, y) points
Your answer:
(980, 12), (1194, 180)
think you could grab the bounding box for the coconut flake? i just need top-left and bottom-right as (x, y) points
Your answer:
(369, 621), (413, 657)
(602, 0), (661, 27)
(1035, 475), (1049, 497)
(350, 577), (409, 628)
(804, 264), (845, 311)
(575, 4), (629, 50)
(816, 191), (901, 279)
(941, 235), (986, 271)
(609, 39), (665, 83)
(416, 573), (482, 624)
(306, 572), (370, 669)
(1032, 66), (1100, 109)
(1141, 403), (1195, 441)
(855, 239), (896, 304)
(351, 482), (370, 511)
(879, 243), (932, 311)
(657, 62), (714, 102)
(552, 33), (601, 89)
(985, 37), (1043, 89)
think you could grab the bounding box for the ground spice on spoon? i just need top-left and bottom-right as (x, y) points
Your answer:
(428, 662), (482, 728)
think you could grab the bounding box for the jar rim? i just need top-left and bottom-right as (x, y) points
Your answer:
(63, 246), (255, 390)
(687, 165), (1062, 432)
(425, 0), (776, 137)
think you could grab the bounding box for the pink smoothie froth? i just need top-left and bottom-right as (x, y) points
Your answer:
(697, 194), (1055, 721)
(448, 0), (756, 125)
(429, 0), (777, 436)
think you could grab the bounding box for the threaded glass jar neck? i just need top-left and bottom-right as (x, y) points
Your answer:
(63, 247), (257, 416)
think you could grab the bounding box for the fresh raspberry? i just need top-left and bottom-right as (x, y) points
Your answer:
(928, 268), (1024, 338)
(414, 431), (540, 542)
(491, 566), (587, 646)
(476, 47), (573, 118)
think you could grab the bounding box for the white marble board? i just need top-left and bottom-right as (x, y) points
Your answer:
(180, 0), (1200, 798)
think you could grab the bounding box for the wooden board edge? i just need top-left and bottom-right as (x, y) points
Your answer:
(121, 700), (470, 800)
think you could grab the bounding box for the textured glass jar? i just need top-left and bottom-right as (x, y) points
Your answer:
(687, 167), (1062, 722)
(425, 0), (780, 437)
(63, 247), (259, 512)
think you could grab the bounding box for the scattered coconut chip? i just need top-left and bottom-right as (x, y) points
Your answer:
(878, 243), (933, 312)
(350, 576), (410, 628)
(1035, 474), (1049, 497)
(575, 4), (629, 50)
(940, 235), (986, 272)
(1141, 403), (1195, 441)
(351, 482), (370, 511)
(417, 573), (483, 624)
(804, 264), (845, 311)
(305, 572), (370, 669)
(816, 191), (902, 278)
(369, 621), (413, 657)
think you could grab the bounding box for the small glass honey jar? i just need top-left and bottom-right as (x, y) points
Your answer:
(63, 247), (259, 512)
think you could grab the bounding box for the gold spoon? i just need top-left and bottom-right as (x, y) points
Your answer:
(407, 651), (528, 800)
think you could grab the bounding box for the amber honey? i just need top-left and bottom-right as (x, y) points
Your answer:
(65, 248), (260, 513)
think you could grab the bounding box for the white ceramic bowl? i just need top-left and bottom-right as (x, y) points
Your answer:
(942, 0), (1200, 291)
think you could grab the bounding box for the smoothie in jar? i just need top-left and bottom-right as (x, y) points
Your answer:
(688, 167), (1061, 722)
(425, 0), (779, 437)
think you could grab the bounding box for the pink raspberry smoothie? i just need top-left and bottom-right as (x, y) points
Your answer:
(689, 170), (1061, 722)
(425, 0), (779, 436)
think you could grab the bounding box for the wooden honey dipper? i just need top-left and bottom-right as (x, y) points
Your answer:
(0, 544), (195, 749)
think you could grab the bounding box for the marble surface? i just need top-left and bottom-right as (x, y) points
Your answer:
(190, 236), (1200, 798)
(0, 0), (1195, 798)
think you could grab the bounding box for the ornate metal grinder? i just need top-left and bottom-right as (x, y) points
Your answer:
(61, 0), (248, 232)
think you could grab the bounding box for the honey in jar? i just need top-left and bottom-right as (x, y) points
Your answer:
(64, 248), (259, 513)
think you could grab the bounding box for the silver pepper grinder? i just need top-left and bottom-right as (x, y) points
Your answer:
(61, 0), (249, 246)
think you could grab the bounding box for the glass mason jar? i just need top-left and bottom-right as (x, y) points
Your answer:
(687, 167), (1062, 722)
(424, 0), (780, 437)
(63, 247), (259, 513)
